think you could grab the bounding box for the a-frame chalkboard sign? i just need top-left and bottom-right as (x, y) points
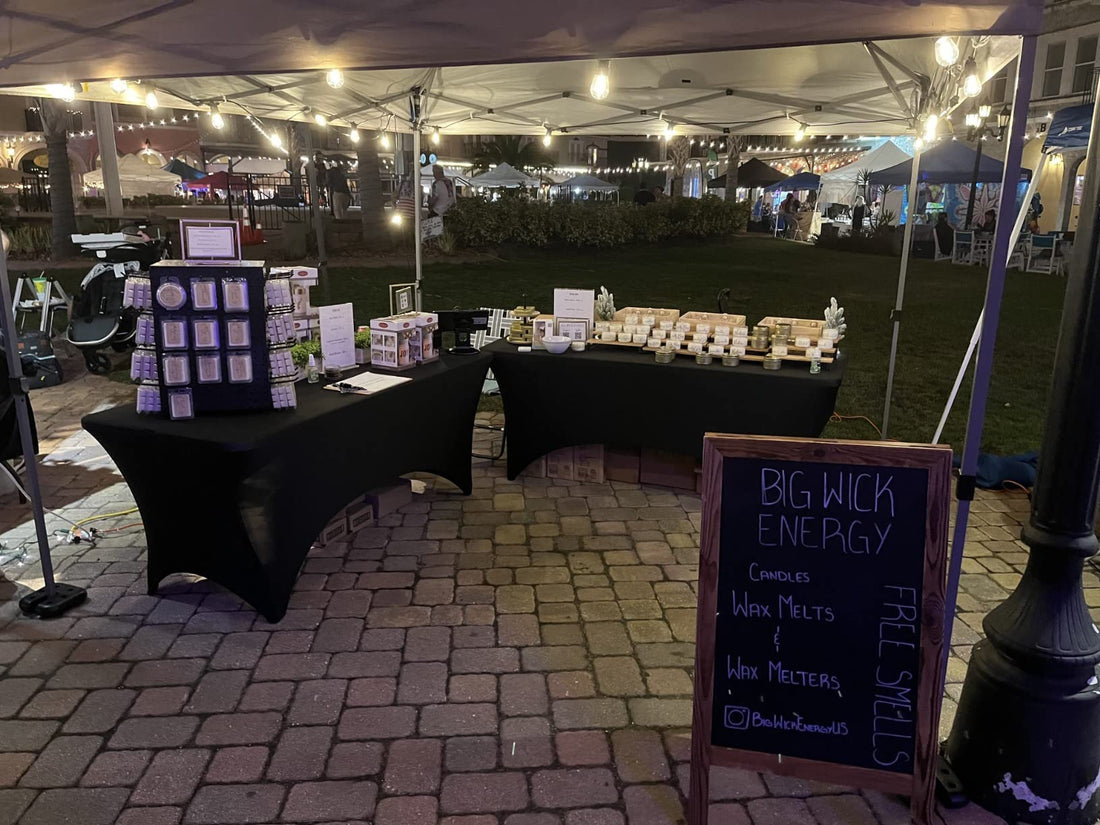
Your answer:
(689, 435), (952, 825)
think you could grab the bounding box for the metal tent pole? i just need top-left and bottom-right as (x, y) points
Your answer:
(0, 233), (86, 618)
(413, 127), (423, 312)
(932, 151), (1048, 445)
(303, 128), (329, 304)
(880, 141), (923, 438)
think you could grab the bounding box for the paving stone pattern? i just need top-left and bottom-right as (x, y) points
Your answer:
(0, 380), (1083, 824)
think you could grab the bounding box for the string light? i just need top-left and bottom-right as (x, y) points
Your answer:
(210, 105), (224, 130)
(590, 60), (611, 100)
(431, 127), (440, 145)
(144, 88), (159, 110)
(109, 78), (129, 95)
(962, 57), (981, 98)
(314, 112), (327, 127)
(381, 133), (391, 149)
(542, 127), (552, 147)
(922, 113), (939, 142)
(349, 124), (360, 143)
(794, 125), (806, 142)
(391, 213), (403, 226)
(934, 37), (960, 68)
(47, 83), (77, 102)
(326, 69), (345, 89)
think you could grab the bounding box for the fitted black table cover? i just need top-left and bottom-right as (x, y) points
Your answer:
(487, 339), (846, 479)
(83, 352), (491, 621)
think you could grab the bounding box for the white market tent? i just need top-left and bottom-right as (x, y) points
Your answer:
(83, 153), (181, 196)
(421, 164), (473, 188)
(467, 162), (540, 189)
(818, 141), (913, 206)
(0, 11), (1051, 818)
(552, 174), (619, 194)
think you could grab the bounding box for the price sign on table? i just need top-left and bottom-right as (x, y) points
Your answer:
(688, 436), (951, 825)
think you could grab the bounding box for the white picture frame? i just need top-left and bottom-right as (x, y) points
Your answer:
(532, 315), (555, 350)
(556, 318), (589, 342)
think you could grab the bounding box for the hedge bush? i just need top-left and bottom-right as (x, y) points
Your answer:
(444, 197), (749, 248)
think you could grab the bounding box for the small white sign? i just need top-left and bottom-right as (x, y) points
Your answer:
(553, 288), (595, 326)
(319, 303), (356, 369)
(179, 219), (241, 261)
(421, 215), (444, 241)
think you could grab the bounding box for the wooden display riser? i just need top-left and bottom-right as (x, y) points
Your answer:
(642, 346), (836, 366)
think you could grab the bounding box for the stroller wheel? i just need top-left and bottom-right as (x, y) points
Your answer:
(85, 352), (112, 375)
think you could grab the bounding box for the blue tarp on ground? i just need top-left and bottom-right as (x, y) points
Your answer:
(1044, 103), (1092, 153)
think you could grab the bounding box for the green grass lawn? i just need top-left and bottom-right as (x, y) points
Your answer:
(317, 237), (1064, 455)
(26, 235), (1064, 454)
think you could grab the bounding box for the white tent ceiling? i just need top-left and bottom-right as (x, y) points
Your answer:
(0, 1), (1041, 138)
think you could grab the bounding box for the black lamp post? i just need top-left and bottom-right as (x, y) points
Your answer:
(963, 101), (1010, 229)
(944, 96), (1100, 824)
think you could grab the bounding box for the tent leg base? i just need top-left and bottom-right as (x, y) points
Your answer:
(19, 583), (87, 618)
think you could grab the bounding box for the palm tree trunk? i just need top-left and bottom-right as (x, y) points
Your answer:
(357, 132), (387, 245)
(724, 137), (742, 202)
(668, 136), (690, 200)
(38, 99), (76, 260)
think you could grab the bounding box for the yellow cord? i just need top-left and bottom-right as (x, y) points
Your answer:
(72, 507), (139, 527)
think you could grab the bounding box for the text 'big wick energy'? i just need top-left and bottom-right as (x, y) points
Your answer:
(720, 466), (919, 770)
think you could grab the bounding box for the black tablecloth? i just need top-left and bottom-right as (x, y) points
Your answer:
(83, 352), (491, 621)
(487, 339), (846, 479)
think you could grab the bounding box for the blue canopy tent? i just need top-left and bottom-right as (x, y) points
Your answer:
(1045, 102), (1092, 152)
(764, 171), (820, 191)
(162, 158), (205, 181)
(868, 139), (1030, 185)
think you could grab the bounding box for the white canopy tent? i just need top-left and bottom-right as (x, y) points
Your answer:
(83, 152), (181, 196)
(817, 141), (912, 205)
(552, 174), (619, 194)
(467, 163), (540, 189)
(420, 164), (473, 188)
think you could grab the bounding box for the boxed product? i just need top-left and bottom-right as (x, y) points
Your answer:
(605, 446), (641, 484)
(574, 444), (605, 484)
(546, 448), (575, 481)
(370, 316), (417, 370)
(345, 498), (376, 532)
(365, 479), (414, 518)
(317, 513), (350, 547)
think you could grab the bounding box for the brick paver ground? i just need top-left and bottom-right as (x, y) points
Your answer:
(0, 372), (1090, 825)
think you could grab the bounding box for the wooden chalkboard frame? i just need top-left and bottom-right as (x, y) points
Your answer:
(688, 435), (952, 825)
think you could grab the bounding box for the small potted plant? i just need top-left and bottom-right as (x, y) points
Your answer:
(291, 338), (322, 380)
(354, 330), (371, 364)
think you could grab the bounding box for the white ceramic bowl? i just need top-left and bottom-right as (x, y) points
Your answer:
(543, 335), (571, 354)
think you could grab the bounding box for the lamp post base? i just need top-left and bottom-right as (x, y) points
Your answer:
(944, 639), (1100, 825)
(18, 583), (87, 619)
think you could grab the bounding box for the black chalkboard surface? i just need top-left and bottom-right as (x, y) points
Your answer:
(689, 436), (952, 825)
(711, 456), (927, 771)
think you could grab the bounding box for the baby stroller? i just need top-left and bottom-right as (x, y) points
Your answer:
(66, 226), (167, 374)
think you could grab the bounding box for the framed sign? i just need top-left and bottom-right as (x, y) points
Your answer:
(179, 219), (241, 262)
(389, 283), (417, 315)
(689, 435), (951, 825)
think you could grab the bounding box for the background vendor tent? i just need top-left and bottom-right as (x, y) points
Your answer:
(1045, 103), (1092, 152)
(707, 158), (787, 190)
(83, 154), (181, 197)
(420, 165), (473, 188)
(468, 162), (540, 189)
(869, 140), (1030, 185)
(162, 158), (205, 182)
(818, 141), (912, 205)
(765, 171), (820, 192)
(551, 174), (619, 197)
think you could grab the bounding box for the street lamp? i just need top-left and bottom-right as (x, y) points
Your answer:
(963, 99), (1009, 229)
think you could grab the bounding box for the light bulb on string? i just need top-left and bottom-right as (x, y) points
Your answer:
(922, 113), (939, 142)
(326, 69), (345, 89)
(269, 131), (283, 149)
(794, 125), (805, 142)
(962, 57), (982, 98)
(349, 124), (360, 143)
(110, 78), (129, 94)
(144, 88), (159, 110)
(934, 37), (960, 68)
(542, 127), (552, 147)
(381, 133), (391, 149)
(431, 127), (440, 145)
(590, 60), (611, 100)
(314, 112), (327, 127)
(210, 105), (224, 130)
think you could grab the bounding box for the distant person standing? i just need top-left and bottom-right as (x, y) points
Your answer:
(329, 163), (350, 219)
(852, 195), (867, 232)
(428, 165), (456, 217)
(634, 181), (656, 206)
(306, 152), (328, 208)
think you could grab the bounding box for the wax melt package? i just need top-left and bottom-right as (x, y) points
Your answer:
(191, 279), (218, 311)
(226, 319), (251, 348)
(222, 278), (250, 312)
(168, 389), (194, 420)
(196, 354), (222, 384)
(227, 352), (253, 383)
(193, 317), (220, 349)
